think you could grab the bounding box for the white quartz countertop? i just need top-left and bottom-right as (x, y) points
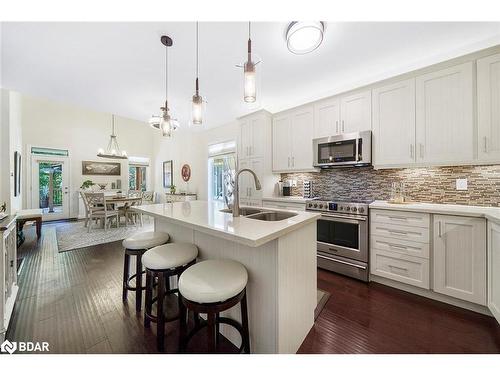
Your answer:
(262, 196), (308, 204)
(370, 200), (500, 224)
(134, 201), (320, 247)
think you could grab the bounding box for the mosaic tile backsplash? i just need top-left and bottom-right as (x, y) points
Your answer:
(281, 165), (500, 207)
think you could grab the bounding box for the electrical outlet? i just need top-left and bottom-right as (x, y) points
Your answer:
(456, 178), (468, 191)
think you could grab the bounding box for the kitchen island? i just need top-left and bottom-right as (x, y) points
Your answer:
(134, 200), (320, 353)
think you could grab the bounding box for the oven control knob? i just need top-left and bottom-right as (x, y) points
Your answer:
(352, 207), (357, 212)
(359, 207), (365, 213)
(308, 203), (313, 208)
(345, 206), (350, 211)
(318, 204), (322, 209)
(313, 203), (318, 208)
(339, 206), (343, 210)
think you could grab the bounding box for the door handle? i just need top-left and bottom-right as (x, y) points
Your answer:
(292, 157), (295, 167)
(438, 221), (442, 237)
(287, 157), (290, 167)
(336, 120), (339, 134)
(484, 136), (488, 153)
(419, 143), (424, 158)
(409, 144), (414, 159)
(341, 120), (345, 133)
(317, 254), (367, 270)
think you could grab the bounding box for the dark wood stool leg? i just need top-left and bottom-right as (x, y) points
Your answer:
(241, 291), (250, 354)
(135, 253), (143, 312)
(35, 218), (42, 238)
(178, 297), (187, 352)
(207, 312), (216, 352)
(193, 311), (200, 328)
(144, 270), (153, 328)
(122, 253), (130, 301)
(215, 312), (220, 347)
(156, 273), (165, 351)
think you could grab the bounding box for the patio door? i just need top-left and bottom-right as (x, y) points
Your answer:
(31, 155), (70, 221)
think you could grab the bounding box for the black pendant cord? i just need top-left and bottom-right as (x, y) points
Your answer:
(165, 42), (168, 109)
(196, 21), (199, 95)
(247, 21), (252, 61)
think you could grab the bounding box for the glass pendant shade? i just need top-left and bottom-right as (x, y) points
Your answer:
(160, 109), (173, 137)
(244, 61), (256, 103)
(192, 94), (203, 125)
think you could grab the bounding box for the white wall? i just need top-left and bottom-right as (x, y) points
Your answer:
(152, 121), (240, 202)
(21, 94), (156, 218)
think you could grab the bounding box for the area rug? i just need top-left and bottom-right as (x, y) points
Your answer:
(315, 289), (330, 320)
(54, 220), (154, 252)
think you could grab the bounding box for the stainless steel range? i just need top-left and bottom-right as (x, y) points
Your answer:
(306, 198), (371, 282)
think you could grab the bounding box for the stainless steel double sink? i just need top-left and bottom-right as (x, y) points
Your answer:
(219, 207), (298, 221)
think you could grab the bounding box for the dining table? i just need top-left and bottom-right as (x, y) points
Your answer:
(104, 195), (143, 226)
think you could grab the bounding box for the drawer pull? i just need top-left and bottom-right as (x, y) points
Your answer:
(387, 229), (408, 235)
(389, 265), (408, 272)
(387, 216), (408, 221)
(389, 244), (408, 250)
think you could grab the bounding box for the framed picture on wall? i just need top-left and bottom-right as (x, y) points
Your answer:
(14, 151), (21, 197)
(163, 160), (173, 188)
(82, 160), (121, 176)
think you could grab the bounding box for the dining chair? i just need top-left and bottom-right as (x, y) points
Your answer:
(142, 191), (155, 204)
(80, 191), (91, 227)
(85, 192), (119, 232)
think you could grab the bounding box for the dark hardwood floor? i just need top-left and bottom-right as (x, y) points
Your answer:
(299, 268), (500, 353)
(7, 222), (500, 354)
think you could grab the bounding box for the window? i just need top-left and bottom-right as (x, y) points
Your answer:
(128, 156), (150, 191)
(208, 141), (236, 202)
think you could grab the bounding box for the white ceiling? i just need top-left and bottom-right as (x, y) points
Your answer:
(2, 22), (500, 129)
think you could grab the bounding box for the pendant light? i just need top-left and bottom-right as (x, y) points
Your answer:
(97, 114), (128, 159)
(192, 22), (204, 125)
(158, 35), (178, 137)
(237, 22), (260, 103)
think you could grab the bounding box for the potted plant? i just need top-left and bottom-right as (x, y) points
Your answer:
(80, 180), (95, 190)
(170, 185), (176, 194)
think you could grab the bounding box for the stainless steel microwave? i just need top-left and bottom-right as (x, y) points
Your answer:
(313, 130), (372, 168)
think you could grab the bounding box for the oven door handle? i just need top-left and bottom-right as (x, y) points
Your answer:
(317, 254), (367, 270)
(319, 213), (367, 223)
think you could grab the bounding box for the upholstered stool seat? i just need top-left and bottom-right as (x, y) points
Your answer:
(178, 259), (250, 354)
(122, 231), (170, 313)
(178, 259), (248, 304)
(143, 242), (198, 352)
(123, 231), (170, 250)
(142, 243), (198, 270)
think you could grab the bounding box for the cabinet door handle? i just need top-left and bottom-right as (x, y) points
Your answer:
(336, 120), (339, 134)
(409, 144), (414, 159)
(419, 143), (424, 158)
(438, 221), (442, 237)
(249, 187), (252, 197)
(292, 156), (295, 167)
(249, 146), (252, 156)
(341, 120), (345, 133)
(484, 136), (488, 153)
(287, 157), (290, 167)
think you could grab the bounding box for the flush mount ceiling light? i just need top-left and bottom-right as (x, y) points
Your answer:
(155, 35), (179, 138)
(97, 114), (128, 159)
(286, 21), (325, 55)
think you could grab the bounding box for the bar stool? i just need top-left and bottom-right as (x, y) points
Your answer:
(122, 231), (170, 312)
(178, 259), (250, 354)
(142, 243), (198, 351)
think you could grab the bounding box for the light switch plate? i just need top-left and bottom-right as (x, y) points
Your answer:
(456, 178), (468, 191)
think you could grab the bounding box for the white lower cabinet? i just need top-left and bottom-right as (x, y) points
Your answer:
(487, 221), (500, 323)
(1, 218), (18, 341)
(432, 215), (487, 305)
(371, 249), (430, 289)
(262, 200), (306, 212)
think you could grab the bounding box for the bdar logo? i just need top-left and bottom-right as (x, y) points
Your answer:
(1, 339), (17, 354)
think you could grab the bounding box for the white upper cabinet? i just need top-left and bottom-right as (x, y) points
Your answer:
(272, 105), (315, 172)
(415, 62), (474, 164)
(272, 114), (292, 171)
(478, 52), (500, 162)
(239, 111), (270, 159)
(340, 90), (372, 134)
(433, 215), (487, 305)
(290, 106), (314, 170)
(487, 221), (500, 324)
(313, 97), (341, 138)
(372, 78), (416, 167)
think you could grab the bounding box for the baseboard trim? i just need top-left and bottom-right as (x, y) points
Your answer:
(370, 275), (491, 316)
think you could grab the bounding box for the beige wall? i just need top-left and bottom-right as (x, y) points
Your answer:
(21, 94), (156, 218)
